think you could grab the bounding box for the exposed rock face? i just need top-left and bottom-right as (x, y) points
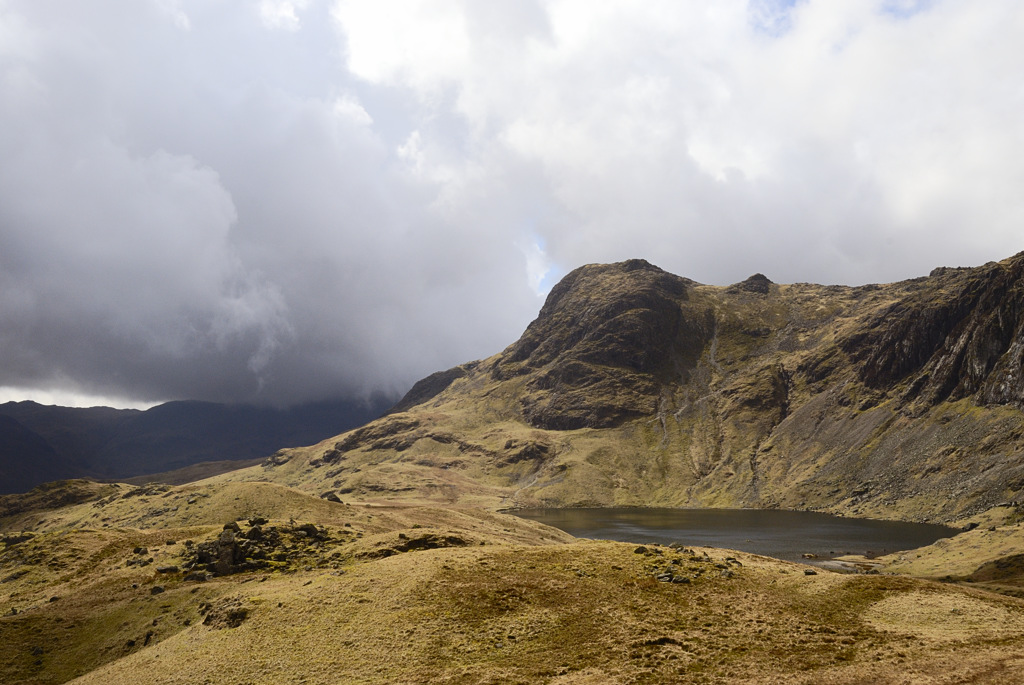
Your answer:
(282, 252), (1024, 522)
(185, 520), (334, 576)
(494, 260), (710, 429)
(357, 532), (470, 559)
(729, 273), (773, 295)
(843, 258), (1024, 408)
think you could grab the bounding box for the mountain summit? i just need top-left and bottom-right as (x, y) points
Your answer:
(243, 253), (1024, 522)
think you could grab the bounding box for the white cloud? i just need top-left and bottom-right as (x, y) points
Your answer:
(332, 93), (372, 126)
(333, 0), (1024, 283)
(259, 0), (309, 32)
(518, 236), (553, 297)
(332, 0), (471, 92)
(0, 385), (158, 410)
(153, 0), (191, 31)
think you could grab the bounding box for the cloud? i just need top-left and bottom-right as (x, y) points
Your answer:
(1, 0), (1023, 406)
(259, 0), (309, 32)
(334, 0), (1024, 282)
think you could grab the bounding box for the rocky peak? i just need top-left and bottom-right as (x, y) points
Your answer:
(730, 273), (773, 295)
(493, 260), (709, 429)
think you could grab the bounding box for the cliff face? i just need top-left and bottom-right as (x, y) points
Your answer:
(493, 260), (709, 430)
(842, 259), (1024, 408)
(257, 252), (1024, 523)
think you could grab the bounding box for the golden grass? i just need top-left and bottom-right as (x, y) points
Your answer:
(59, 540), (1024, 685)
(4, 480), (1024, 684)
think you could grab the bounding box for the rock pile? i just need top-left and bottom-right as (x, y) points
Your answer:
(182, 519), (336, 577)
(636, 545), (744, 584)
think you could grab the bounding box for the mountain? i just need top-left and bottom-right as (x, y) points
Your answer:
(0, 416), (77, 495)
(0, 397), (393, 494)
(8, 254), (1024, 683)
(244, 253), (1024, 523)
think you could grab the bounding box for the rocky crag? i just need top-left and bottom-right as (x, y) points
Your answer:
(247, 252), (1024, 523)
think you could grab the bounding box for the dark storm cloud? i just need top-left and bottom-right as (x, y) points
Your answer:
(0, 0), (541, 405)
(1, 0), (1023, 407)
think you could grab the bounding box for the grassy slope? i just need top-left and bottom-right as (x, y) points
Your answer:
(3, 482), (1024, 684)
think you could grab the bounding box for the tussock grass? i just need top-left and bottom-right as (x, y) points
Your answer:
(4, 482), (1024, 683)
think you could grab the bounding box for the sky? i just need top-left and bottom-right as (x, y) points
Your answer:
(1, 0), (1022, 409)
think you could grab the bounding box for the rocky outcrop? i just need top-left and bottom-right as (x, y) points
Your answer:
(842, 258), (1024, 408)
(357, 532), (470, 559)
(390, 364), (475, 413)
(182, 519), (337, 577)
(495, 260), (711, 429)
(729, 273), (773, 295)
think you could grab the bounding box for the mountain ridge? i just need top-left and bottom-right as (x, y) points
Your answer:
(0, 397), (394, 494)
(241, 251), (1024, 523)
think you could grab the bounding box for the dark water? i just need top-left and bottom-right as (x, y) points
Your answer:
(510, 508), (959, 563)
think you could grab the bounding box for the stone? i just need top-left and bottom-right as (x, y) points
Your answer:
(2, 533), (34, 546)
(150, 585), (165, 594)
(296, 523), (321, 539)
(156, 565), (179, 574)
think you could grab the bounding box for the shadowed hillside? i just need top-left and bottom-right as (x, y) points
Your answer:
(0, 397), (393, 494)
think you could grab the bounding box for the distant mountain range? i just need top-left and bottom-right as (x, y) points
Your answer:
(0, 397), (393, 494)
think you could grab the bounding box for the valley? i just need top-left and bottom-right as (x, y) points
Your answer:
(5, 253), (1024, 682)
(5, 479), (1024, 684)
